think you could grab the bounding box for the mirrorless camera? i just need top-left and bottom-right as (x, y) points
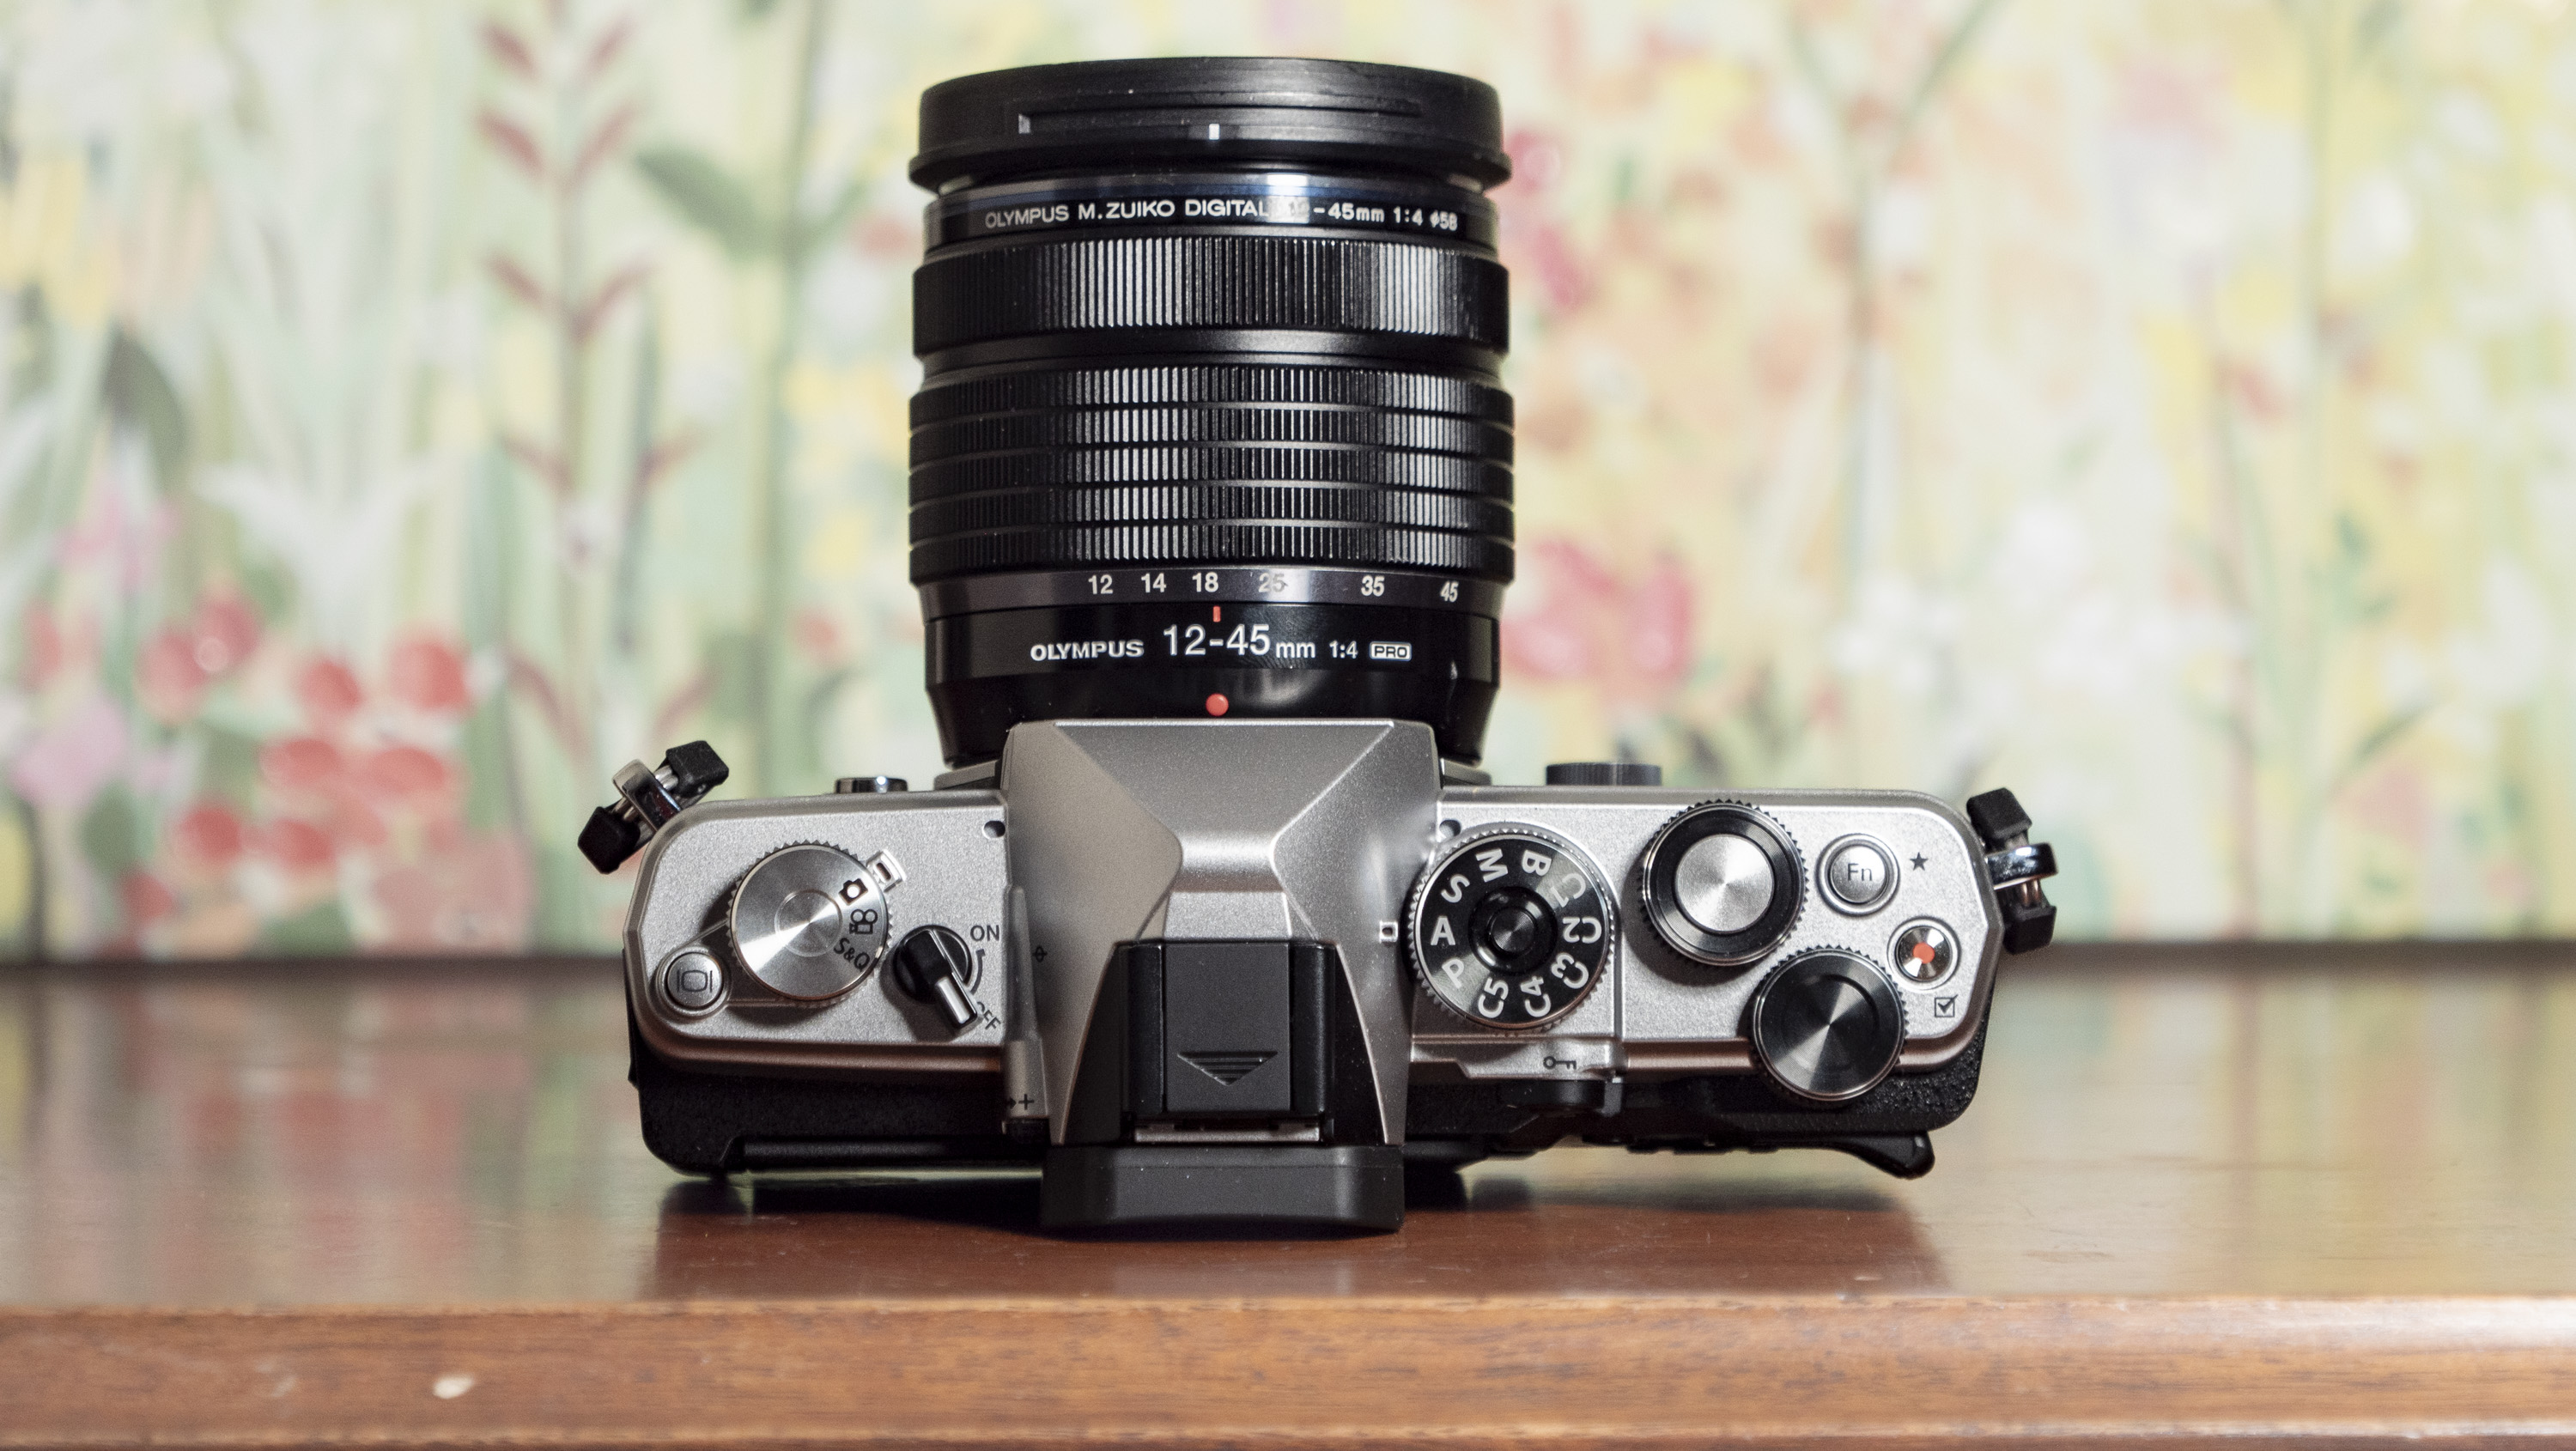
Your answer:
(582, 58), (2058, 1232)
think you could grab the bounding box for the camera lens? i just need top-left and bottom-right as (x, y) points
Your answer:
(908, 58), (1514, 767)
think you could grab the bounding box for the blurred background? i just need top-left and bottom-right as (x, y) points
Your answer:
(0, 0), (2569, 958)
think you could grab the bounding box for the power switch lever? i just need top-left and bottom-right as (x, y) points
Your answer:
(891, 926), (987, 1032)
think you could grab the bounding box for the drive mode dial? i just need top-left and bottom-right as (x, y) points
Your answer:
(1409, 826), (1613, 1031)
(728, 844), (893, 1000)
(1638, 803), (1801, 967)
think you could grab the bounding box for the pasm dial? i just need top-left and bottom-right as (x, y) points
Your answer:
(1409, 826), (1613, 1031)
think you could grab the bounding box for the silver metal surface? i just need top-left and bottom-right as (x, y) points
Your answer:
(1820, 834), (1898, 914)
(726, 844), (890, 1000)
(1001, 719), (1439, 1144)
(1674, 833), (1774, 933)
(625, 788), (1009, 1073)
(1000, 885), (1049, 1119)
(1419, 786), (2002, 1080)
(622, 722), (2005, 1118)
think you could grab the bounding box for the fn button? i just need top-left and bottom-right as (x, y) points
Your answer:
(1820, 835), (1899, 914)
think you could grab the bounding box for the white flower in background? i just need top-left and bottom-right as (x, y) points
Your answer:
(2444, 562), (2554, 711)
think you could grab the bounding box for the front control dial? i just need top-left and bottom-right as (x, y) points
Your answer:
(1747, 949), (1905, 1102)
(1409, 826), (1613, 1031)
(728, 844), (892, 1000)
(1638, 803), (1801, 966)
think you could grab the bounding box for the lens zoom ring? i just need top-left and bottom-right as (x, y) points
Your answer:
(914, 237), (1507, 353)
(910, 365), (1511, 425)
(912, 484), (1514, 538)
(910, 446), (1512, 502)
(912, 407), (1511, 463)
(911, 522), (1515, 580)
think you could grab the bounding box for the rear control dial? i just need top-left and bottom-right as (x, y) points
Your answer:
(1639, 804), (1801, 966)
(728, 844), (892, 1000)
(1748, 949), (1905, 1102)
(1409, 826), (1613, 1031)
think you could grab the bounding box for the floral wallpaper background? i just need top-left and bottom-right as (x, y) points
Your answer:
(0, 0), (2570, 957)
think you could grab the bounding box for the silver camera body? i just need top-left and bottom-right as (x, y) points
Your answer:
(595, 58), (2061, 1231)
(616, 718), (2051, 1230)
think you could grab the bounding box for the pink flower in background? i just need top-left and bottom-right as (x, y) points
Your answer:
(260, 736), (345, 792)
(8, 695), (128, 812)
(359, 744), (450, 802)
(295, 657), (364, 728)
(1504, 537), (1695, 711)
(386, 635), (470, 714)
(137, 628), (210, 723)
(375, 829), (533, 950)
(170, 803), (246, 869)
(189, 593), (262, 676)
(254, 817), (336, 875)
(122, 871), (179, 926)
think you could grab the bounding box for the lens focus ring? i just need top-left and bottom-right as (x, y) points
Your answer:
(914, 235), (1508, 357)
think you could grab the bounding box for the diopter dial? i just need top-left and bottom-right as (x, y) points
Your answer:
(1638, 802), (1802, 967)
(1408, 825), (1613, 1031)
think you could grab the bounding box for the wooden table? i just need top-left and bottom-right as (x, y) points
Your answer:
(4, 944), (2574, 1446)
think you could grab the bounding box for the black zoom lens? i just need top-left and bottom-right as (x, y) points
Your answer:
(908, 58), (1514, 767)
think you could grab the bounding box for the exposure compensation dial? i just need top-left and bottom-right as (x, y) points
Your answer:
(1408, 826), (1614, 1031)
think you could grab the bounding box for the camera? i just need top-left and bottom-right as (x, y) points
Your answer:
(583, 58), (2058, 1232)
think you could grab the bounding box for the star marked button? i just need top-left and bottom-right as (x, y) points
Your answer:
(1890, 919), (1957, 987)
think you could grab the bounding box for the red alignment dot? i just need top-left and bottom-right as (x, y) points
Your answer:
(1205, 693), (1230, 717)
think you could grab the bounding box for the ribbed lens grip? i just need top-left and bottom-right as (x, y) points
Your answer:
(910, 520), (1516, 580)
(914, 235), (1508, 355)
(908, 364), (1510, 423)
(909, 446), (1512, 503)
(913, 483), (1514, 537)
(911, 407), (1512, 462)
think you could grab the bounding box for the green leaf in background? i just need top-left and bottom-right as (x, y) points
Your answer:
(102, 328), (188, 489)
(263, 901), (355, 954)
(788, 178), (867, 267)
(77, 786), (144, 884)
(636, 146), (774, 261)
(199, 725), (264, 805)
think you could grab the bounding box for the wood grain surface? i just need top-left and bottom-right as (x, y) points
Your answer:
(4, 944), (2576, 1447)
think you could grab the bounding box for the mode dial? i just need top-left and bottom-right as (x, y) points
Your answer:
(1408, 826), (1613, 1031)
(728, 844), (893, 1000)
(1748, 949), (1905, 1102)
(1638, 803), (1801, 966)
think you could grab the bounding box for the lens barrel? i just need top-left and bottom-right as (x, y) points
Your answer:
(909, 58), (1515, 767)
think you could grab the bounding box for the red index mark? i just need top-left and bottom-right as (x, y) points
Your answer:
(1205, 693), (1230, 717)
(1212, 605), (1222, 622)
